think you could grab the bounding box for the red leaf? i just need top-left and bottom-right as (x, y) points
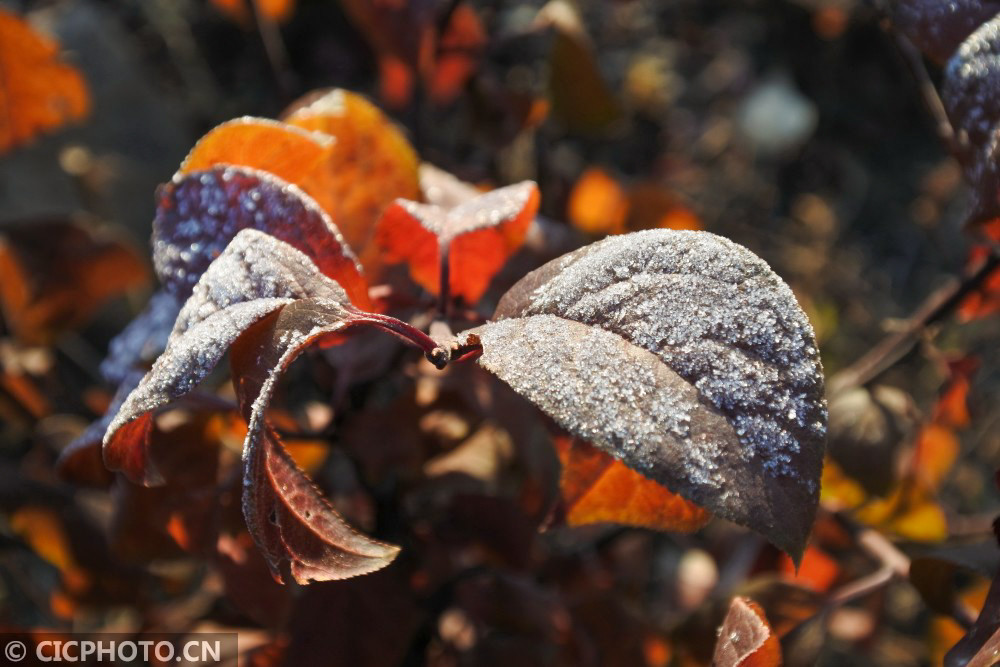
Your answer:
(376, 181), (540, 303)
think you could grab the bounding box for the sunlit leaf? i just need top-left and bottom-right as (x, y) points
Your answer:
(778, 546), (839, 593)
(0, 218), (147, 344)
(281, 88), (421, 268)
(0, 8), (89, 153)
(376, 181), (540, 303)
(553, 436), (710, 532)
(855, 477), (949, 542)
(945, 572), (1000, 667)
(912, 423), (960, 490)
(460, 230), (827, 561)
(712, 597), (783, 667)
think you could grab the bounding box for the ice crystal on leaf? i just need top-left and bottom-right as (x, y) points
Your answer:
(461, 230), (826, 561)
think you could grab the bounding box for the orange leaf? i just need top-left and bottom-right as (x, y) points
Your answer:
(282, 89), (421, 271)
(934, 356), (979, 429)
(0, 219), (147, 344)
(958, 220), (1000, 320)
(713, 597), (783, 667)
(429, 4), (486, 105)
(912, 423), (960, 490)
(176, 117), (375, 308)
(554, 436), (711, 532)
(210, 0), (296, 24)
(567, 167), (629, 235)
(778, 546), (839, 592)
(0, 8), (89, 153)
(376, 181), (539, 303)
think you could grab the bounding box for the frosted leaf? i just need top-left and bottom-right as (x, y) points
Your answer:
(231, 299), (400, 584)
(100, 290), (181, 384)
(894, 0), (1000, 63)
(465, 229), (826, 561)
(103, 230), (353, 485)
(375, 180), (540, 301)
(712, 597), (779, 667)
(943, 15), (1000, 222)
(152, 165), (370, 307)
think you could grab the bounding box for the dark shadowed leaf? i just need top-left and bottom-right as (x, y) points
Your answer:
(153, 165), (370, 308)
(376, 181), (540, 303)
(229, 299), (401, 584)
(460, 230), (826, 561)
(103, 229), (351, 485)
(712, 597), (782, 667)
(0, 218), (147, 344)
(893, 0), (1000, 63)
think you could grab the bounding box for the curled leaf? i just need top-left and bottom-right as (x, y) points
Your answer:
(0, 8), (89, 153)
(231, 301), (401, 584)
(461, 230), (826, 561)
(153, 165), (369, 308)
(712, 597), (782, 667)
(104, 229), (351, 485)
(100, 290), (181, 384)
(376, 181), (540, 303)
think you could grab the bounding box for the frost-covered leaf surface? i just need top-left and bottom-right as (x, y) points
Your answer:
(231, 299), (400, 584)
(153, 165), (370, 307)
(712, 597), (782, 667)
(463, 230), (826, 560)
(100, 290), (181, 384)
(103, 230), (352, 485)
(375, 180), (539, 301)
(894, 0), (1000, 63)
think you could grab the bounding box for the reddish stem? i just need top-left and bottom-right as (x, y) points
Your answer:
(350, 309), (450, 368)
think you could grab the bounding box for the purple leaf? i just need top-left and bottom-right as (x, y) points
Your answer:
(153, 165), (370, 307)
(100, 290), (181, 384)
(460, 230), (826, 561)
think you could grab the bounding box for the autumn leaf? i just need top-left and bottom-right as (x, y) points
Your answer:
(281, 89), (421, 268)
(893, 0), (1000, 63)
(0, 218), (147, 344)
(428, 3), (487, 106)
(567, 167), (628, 235)
(210, 0), (296, 24)
(553, 435), (710, 532)
(459, 230), (827, 562)
(945, 572), (1000, 667)
(375, 181), (540, 304)
(153, 165), (370, 308)
(712, 597), (783, 667)
(0, 8), (89, 153)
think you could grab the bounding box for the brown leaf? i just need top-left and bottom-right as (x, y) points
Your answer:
(712, 597), (783, 667)
(0, 8), (89, 153)
(460, 230), (827, 562)
(375, 181), (540, 303)
(230, 300), (400, 584)
(0, 218), (147, 344)
(104, 229), (351, 485)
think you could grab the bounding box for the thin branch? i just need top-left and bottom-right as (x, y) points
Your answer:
(828, 249), (1000, 394)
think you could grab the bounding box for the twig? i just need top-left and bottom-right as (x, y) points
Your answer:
(249, 0), (295, 103)
(828, 249), (1000, 394)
